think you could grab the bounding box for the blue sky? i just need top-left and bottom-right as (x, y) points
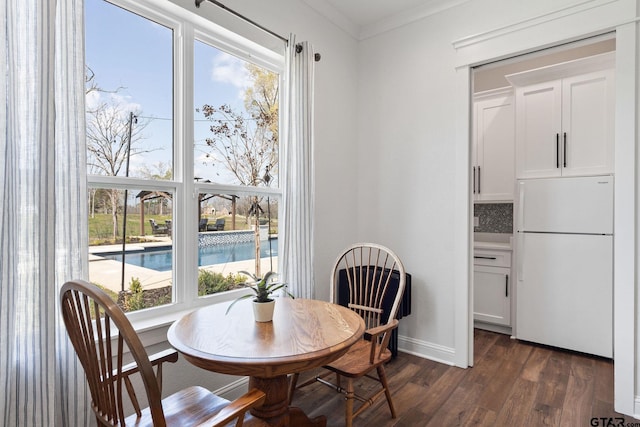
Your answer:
(85, 0), (253, 181)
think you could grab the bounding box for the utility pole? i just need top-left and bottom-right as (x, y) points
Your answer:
(120, 112), (136, 293)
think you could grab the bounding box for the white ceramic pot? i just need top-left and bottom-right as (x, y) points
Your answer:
(252, 299), (275, 322)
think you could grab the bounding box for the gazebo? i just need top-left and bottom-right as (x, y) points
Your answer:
(199, 193), (239, 230)
(135, 190), (238, 235)
(135, 190), (172, 235)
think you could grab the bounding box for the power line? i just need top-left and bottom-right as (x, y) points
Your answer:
(137, 115), (173, 121)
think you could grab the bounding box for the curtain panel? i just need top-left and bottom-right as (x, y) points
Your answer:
(280, 36), (316, 300)
(1, 0), (90, 425)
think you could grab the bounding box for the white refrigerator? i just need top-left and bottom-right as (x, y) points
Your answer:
(516, 175), (613, 358)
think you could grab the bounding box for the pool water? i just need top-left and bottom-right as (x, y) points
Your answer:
(102, 240), (278, 272)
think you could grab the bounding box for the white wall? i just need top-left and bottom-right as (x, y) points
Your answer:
(357, 15), (461, 360)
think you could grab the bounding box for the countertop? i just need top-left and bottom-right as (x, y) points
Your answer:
(474, 232), (513, 250)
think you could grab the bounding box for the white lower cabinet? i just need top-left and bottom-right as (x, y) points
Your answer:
(474, 249), (512, 330)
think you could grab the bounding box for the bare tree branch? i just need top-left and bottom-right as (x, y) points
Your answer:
(85, 65), (125, 99)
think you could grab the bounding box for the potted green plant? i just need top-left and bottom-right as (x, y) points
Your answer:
(226, 271), (294, 322)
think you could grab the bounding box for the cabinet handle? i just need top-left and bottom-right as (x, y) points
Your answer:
(478, 166), (481, 194)
(505, 274), (509, 297)
(474, 256), (497, 260)
(563, 132), (567, 168)
(556, 133), (560, 168)
(472, 166), (476, 194)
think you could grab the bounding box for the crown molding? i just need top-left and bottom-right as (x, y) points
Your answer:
(359, 0), (470, 40)
(303, 0), (470, 41)
(301, 0), (360, 39)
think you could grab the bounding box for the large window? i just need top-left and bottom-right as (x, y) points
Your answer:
(85, 0), (283, 317)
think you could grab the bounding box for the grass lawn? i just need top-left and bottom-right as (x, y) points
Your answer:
(88, 213), (276, 245)
(89, 213), (172, 245)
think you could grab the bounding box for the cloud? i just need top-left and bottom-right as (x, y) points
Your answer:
(85, 90), (102, 111)
(86, 91), (143, 120)
(210, 52), (250, 90)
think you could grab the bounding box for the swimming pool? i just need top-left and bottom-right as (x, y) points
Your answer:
(101, 240), (278, 272)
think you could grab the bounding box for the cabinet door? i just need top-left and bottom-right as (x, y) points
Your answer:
(561, 69), (615, 176)
(515, 81), (562, 179)
(474, 265), (511, 326)
(475, 95), (515, 201)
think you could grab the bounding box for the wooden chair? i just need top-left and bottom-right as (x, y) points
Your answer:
(289, 243), (407, 427)
(60, 279), (267, 427)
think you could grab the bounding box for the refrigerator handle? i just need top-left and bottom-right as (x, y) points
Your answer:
(517, 234), (524, 282)
(517, 182), (525, 282)
(478, 166), (481, 194)
(563, 132), (567, 168)
(517, 181), (525, 232)
(556, 133), (560, 169)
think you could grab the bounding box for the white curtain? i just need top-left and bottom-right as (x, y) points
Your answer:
(1, 0), (91, 425)
(281, 36), (316, 299)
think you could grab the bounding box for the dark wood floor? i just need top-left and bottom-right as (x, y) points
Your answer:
(291, 329), (631, 426)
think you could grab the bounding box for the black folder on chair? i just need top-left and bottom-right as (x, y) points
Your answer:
(337, 267), (411, 358)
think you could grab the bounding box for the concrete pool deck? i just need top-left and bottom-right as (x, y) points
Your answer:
(89, 238), (278, 294)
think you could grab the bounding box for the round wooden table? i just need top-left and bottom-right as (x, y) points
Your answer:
(167, 298), (365, 426)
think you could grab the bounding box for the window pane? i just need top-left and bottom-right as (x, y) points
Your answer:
(85, 0), (174, 179)
(88, 187), (174, 312)
(194, 40), (279, 187)
(197, 193), (279, 297)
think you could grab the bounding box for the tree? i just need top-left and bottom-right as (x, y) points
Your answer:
(201, 64), (279, 186)
(86, 92), (152, 239)
(86, 104), (151, 177)
(85, 65), (123, 97)
(244, 64), (279, 153)
(138, 161), (173, 181)
(201, 63), (279, 277)
(86, 65), (124, 219)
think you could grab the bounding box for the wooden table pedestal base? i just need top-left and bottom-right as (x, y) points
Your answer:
(249, 376), (326, 427)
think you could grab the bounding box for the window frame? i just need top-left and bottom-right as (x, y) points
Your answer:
(86, 0), (285, 325)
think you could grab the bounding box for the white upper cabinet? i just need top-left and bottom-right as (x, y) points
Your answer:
(561, 70), (615, 176)
(472, 89), (515, 201)
(507, 52), (615, 179)
(513, 80), (562, 178)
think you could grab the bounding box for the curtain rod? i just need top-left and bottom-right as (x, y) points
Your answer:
(194, 0), (321, 61)
(195, 0), (287, 43)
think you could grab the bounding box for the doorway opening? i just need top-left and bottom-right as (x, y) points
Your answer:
(469, 34), (616, 365)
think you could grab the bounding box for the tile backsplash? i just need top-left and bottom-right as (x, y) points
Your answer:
(474, 203), (513, 233)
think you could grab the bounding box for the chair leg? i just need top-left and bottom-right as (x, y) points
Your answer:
(377, 365), (396, 418)
(288, 373), (299, 405)
(345, 378), (355, 427)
